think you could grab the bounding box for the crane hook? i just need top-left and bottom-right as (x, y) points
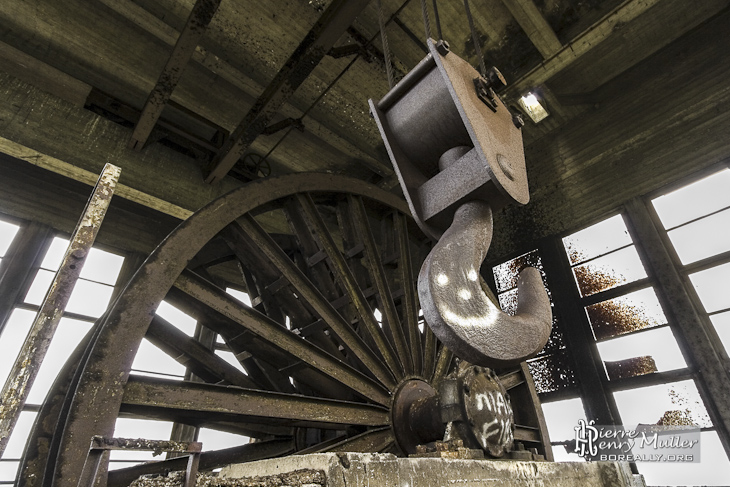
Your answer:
(418, 201), (552, 367)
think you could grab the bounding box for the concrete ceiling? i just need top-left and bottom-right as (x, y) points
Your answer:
(0, 0), (728, 258)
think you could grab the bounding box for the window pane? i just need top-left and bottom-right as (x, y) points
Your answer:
(197, 428), (249, 450)
(597, 327), (686, 380)
(493, 250), (542, 292)
(636, 431), (730, 486)
(613, 380), (712, 428)
(226, 288), (252, 306)
(0, 220), (20, 257)
(0, 461), (20, 482)
(2, 410), (37, 458)
(710, 311), (730, 354)
(667, 208), (730, 265)
(572, 247), (647, 297)
(689, 263), (730, 313)
(652, 168), (730, 230)
(131, 339), (185, 378)
(40, 237), (70, 271)
(65, 279), (114, 318)
(541, 397), (586, 441)
(80, 248), (125, 285)
(586, 287), (667, 340)
(27, 318), (93, 404)
(215, 350), (247, 374)
(527, 351), (577, 394)
(0, 308), (36, 387)
(24, 268), (55, 305)
(156, 301), (197, 337)
(563, 215), (632, 265)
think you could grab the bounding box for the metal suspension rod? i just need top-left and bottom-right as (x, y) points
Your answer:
(463, 0), (488, 76)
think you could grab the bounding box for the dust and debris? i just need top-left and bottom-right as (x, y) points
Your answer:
(604, 355), (657, 381)
(656, 410), (696, 427)
(526, 351), (576, 394)
(573, 264), (623, 297)
(586, 297), (662, 340)
(130, 469), (326, 487)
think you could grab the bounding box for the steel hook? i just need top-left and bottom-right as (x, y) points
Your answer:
(418, 201), (552, 367)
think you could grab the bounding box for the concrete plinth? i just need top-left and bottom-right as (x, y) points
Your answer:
(220, 453), (643, 487)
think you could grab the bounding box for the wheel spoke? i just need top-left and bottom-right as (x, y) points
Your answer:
(146, 315), (260, 389)
(431, 344), (453, 388)
(349, 195), (412, 375)
(165, 286), (357, 401)
(394, 212), (422, 374)
(174, 271), (391, 405)
(121, 376), (390, 428)
(107, 439), (295, 487)
(422, 325), (437, 379)
(233, 214), (395, 389)
(323, 427), (395, 453)
(296, 194), (404, 380)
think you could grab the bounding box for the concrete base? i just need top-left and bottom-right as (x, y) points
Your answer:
(220, 453), (644, 487)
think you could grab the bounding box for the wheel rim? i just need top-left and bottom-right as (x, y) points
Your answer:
(25, 173), (459, 486)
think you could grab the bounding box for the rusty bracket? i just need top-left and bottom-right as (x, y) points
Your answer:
(79, 436), (202, 487)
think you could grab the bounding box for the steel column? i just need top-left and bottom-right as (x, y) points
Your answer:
(624, 197), (730, 454)
(0, 164), (121, 457)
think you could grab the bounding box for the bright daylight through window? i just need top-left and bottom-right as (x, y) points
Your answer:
(0, 221), (251, 480)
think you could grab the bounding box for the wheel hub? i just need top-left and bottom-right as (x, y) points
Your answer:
(390, 379), (445, 454)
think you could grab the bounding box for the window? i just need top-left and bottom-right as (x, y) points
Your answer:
(493, 250), (575, 396)
(0, 224), (125, 483)
(651, 168), (730, 354)
(562, 215), (687, 381)
(540, 397), (587, 462)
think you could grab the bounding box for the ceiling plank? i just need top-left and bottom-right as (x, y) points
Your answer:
(204, 0), (373, 184)
(0, 41), (91, 107)
(101, 0), (393, 179)
(501, 0), (561, 59)
(502, 0), (663, 100)
(128, 0), (222, 151)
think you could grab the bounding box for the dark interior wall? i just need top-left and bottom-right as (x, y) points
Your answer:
(489, 7), (730, 261)
(0, 153), (181, 255)
(0, 7), (728, 265)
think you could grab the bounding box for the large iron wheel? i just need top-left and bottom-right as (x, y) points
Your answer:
(19, 173), (545, 487)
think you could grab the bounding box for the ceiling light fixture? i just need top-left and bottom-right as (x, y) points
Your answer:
(518, 92), (549, 123)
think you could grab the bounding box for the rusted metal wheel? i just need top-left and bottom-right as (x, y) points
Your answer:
(18, 173), (547, 487)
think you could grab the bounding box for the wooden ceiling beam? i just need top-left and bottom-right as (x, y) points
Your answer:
(501, 0), (561, 59)
(128, 0), (221, 151)
(101, 0), (394, 180)
(502, 0), (662, 100)
(204, 0), (373, 184)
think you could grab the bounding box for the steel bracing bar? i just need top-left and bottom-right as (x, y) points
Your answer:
(128, 0), (222, 150)
(204, 0), (372, 183)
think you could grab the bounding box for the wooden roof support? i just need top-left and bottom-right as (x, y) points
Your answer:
(128, 0), (222, 151)
(501, 0), (561, 59)
(204, 0), (372, 184)
(502, 0), (663, 100)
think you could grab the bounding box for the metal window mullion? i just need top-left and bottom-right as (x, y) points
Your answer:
(567, 241), (636, 268)
(624, 197), (730, 457)
(0, 221), (55, 336)
(538, 237), (624, 427)
(663, 203), (730, 232)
